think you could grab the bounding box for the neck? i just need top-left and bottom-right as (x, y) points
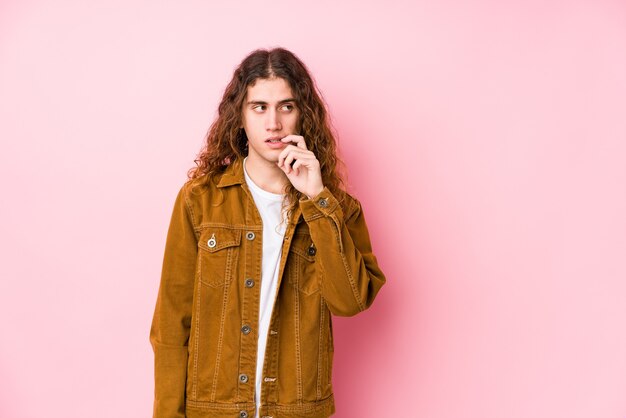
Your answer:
(244, 155), (288, 194)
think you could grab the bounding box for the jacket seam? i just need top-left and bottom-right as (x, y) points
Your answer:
(339, 238), (366, 312)
(192, 258), (200, 400)
(294, 258), (303, 403)
(329, 213), (344, 253)
(316, 297), (324, 400)
(185, 184), (201, 400)
(210, 254), (233, 401)
(340, 201), (366, 312)
(195, 223), (260, 232)
(182, 183), (200, 238)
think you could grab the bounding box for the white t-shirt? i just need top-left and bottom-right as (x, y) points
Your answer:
(243, 158), (287, 417)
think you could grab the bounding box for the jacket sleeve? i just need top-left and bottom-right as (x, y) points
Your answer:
(150, 184), (197, 417)
(299, 187), (386, 316)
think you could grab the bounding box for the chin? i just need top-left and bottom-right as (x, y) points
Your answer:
(257, 154), (281, 164)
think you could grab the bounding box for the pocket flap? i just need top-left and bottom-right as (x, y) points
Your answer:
(289, 233), (316, 262)
(198, 228), (242, 252)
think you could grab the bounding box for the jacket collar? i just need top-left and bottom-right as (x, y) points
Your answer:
(216, 158), (245, 188)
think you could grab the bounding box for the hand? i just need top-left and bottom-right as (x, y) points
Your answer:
(276, 135), (324, 199)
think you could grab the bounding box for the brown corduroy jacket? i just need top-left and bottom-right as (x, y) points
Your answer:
(150, 159), (386, 418)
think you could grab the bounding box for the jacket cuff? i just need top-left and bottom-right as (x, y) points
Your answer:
(299, 187), (340, 221)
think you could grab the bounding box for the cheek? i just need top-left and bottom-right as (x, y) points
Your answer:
(241, 113), (257, 132)
(292, 113), (302, 131)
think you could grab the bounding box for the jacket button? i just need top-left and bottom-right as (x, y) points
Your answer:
(244, 278), (254, 288)
(239, 373), (249, 383)
(241, 325), (251, 335)
(308, 245), (316, 256)
(207, 234), (216, 248)
(246, 231), (255, 240)
(318, 198), (328, 208)
(239, 411), (248, 418)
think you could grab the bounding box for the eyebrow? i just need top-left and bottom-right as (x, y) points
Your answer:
(246, 98), (296, 105)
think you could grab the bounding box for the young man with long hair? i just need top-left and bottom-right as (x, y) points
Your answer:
(150, 47), (386, 418)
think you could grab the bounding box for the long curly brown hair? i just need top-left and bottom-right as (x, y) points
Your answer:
(188, 47), (349, 216)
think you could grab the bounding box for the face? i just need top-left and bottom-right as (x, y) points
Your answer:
(241, 77), (300, 165)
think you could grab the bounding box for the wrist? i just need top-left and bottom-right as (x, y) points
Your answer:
(306, 186), (325, 200)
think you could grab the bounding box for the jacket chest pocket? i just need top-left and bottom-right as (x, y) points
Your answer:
(198, 228), (242, 288)
(287, 233), (319, 295)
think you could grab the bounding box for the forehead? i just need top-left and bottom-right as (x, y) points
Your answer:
(245, 77), (294, 102)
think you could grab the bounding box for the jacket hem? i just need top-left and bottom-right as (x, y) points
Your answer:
(186, 394), (335, 417)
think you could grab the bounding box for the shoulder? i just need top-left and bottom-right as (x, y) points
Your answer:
(175, 171), (231, 224)
(183, 173), (212, 195)
(180, 170), (228, 200)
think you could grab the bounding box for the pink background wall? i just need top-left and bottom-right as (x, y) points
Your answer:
(1, 0), (625, 417)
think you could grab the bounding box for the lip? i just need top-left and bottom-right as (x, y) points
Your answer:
(265, 136), (286, 149)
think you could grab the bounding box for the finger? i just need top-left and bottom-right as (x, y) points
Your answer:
(277, 145), (293, 168)
(293, 154), (318, 170)
(293, 154), (319, 175)
(277, 144), (299, 167)
(292, 158), (304, 173)
(284, 152), (300, 174)
(280, 135), (307, 150)
(279, 147), (310, 168)
(277, 161), (290, 176)
(287, 147), (314, 160)
(291, 156), (318, 176)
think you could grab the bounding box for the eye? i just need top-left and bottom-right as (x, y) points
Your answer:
(280, 104), (294, 112)
(252, 105), (266, 113)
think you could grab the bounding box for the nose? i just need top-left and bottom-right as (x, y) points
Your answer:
(265, 108), (281, 131)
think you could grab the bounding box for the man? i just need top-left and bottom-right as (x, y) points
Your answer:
(150, 47), (386, 418)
